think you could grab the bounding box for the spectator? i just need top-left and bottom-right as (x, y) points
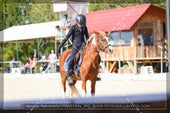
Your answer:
(144, 33), (150, 45)
(31, 57), (38, 73)
(42, 51), (51, 73)
(49, 50), (57, 73)
(9, 54), (17, 72)
(43, 60), (51, 73)
(149, 32), (153, 45)
(56, 25), (64, 37)
(22, 60), (30, 74)
(10, 54), (16, 67)
(40, 52), (47, 60)
(35, 52), (39, 60)
(138, 29), (144, 46)
(40, 53), (48, 72)
(29, 53), (34, 73)
(42, 57), (49, 72)
(29, 53), (34, 61)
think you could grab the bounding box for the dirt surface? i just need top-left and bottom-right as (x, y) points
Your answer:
(3, 73), (167, 101)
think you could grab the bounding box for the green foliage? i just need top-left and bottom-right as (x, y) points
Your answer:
(0, 0), (4, 31)
(89, 0), (166, 12)
(2, 2), (59, 30)
(25, 3), (59, 24)
(4, 3), (26, 29)
(89, 0), (165, 4)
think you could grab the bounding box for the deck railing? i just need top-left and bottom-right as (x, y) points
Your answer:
(100, 46), (162, 61)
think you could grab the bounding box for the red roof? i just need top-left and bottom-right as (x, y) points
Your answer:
(86, 4), (151, 33)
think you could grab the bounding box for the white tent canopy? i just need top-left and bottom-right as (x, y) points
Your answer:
(0, 21), (61, 42)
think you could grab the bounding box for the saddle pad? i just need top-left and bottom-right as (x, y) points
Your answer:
(64, 54), (82, 72)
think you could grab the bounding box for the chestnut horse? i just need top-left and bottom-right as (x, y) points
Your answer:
(59, 31), (113, 97)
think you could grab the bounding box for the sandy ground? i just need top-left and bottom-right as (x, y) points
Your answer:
(3, 73), (168, 102)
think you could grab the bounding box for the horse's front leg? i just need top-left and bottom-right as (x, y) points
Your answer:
(82, 78), (87, 97)
(91, 77), (97, 96)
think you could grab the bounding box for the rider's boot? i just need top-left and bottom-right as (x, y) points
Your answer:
(67, 69), (74, 85)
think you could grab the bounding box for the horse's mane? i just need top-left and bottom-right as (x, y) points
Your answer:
(86, 35), (94, 46)
(86, 31), (106, 46)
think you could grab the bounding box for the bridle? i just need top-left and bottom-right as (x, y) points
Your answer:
(80, 35), (113, 66)
(86, 35), (113, 52)
(96, 35), (113, 52)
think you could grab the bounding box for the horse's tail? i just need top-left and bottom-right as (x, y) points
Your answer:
(69, 85), (81, 97)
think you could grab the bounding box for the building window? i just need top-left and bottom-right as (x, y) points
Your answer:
(110, 32), (120, 47)
(138, 22), (154, 46)
(109, 31), (133, 47)
(138, 28), (153, 46)
(121, 31), (133, 47)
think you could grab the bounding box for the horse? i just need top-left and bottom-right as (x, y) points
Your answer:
(59, 31), (113, 97)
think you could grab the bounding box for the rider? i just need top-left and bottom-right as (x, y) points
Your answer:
(56, 14), (89, 85)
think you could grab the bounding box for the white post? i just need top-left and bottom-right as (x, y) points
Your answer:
(118, 59), (121, 74)
(103, 58), (105, 73)
(55, 38), (57, 55)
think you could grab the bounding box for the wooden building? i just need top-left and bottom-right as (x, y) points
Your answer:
(86, 4), (167, 74)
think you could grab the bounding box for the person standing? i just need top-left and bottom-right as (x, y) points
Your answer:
(9, 54), (17, 72)
(49, 50), (57, 73)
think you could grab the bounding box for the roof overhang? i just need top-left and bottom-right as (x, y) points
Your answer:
(0, 21), (62, 43)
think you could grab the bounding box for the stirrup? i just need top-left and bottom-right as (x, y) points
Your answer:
(67, 76), (74, 85)
(97, 75), (101, 81)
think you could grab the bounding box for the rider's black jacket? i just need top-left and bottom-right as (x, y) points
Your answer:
(57, 24), (89, 51)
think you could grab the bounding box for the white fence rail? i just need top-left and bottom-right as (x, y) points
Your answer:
(0, 60), (60, 74)
(4, 92), (168, 110)
(29, 60), (59, 74)
(0, 61), (22, 73)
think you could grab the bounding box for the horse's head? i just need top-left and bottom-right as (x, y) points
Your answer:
(94, 31), (114, 55)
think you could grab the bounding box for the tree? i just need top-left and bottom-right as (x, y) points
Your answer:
(1, 1), (59, 30)
(88, 0), (166, 12)
(0, 0), (4, 31)
(25, 3), (59, 24)
(3, 2), (30, 30)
